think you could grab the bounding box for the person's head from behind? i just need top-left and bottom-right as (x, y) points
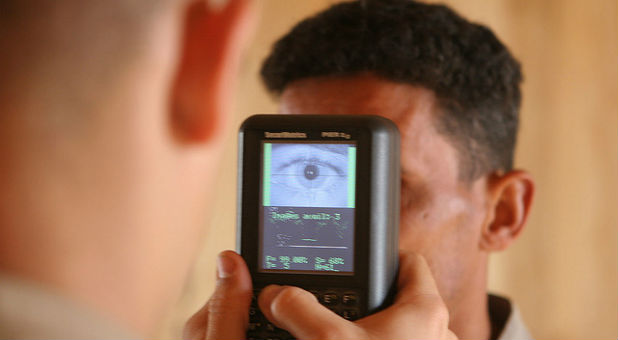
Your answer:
(0, 0), (253, 335)
(261, 0), (534, 317)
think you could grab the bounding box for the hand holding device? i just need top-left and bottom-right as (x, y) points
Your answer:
(183, 251), (458, 340)
(258, 251), (457, 340)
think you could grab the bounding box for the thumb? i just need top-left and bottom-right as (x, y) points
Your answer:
(184, 251), (253, 340)
(258, 285), (354, 339)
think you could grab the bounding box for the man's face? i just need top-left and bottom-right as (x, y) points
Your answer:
(279, 74), (491, 303)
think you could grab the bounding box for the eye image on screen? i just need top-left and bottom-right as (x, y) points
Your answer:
(264, 143), (355, 208)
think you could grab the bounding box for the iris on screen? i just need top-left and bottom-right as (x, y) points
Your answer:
(269, 144), (352, 207)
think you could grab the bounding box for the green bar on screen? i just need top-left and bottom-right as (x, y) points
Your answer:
(263, 143), (272, 206)
(347, 146), (356, 208)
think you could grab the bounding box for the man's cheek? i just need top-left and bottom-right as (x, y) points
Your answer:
(398, 212), (436, 254)
(399, 178), (433, 217)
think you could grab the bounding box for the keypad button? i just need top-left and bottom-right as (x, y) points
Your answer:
(321, 292), (339, 305)
(265, 322), (277, 332)
(248, 287), (364, 340)
(342, 309), (359, 321)
(248, 322), (262, 332)
(275, 328), (293, 339)
(249, 306), (259, 319)
(342, 293), (359, 306)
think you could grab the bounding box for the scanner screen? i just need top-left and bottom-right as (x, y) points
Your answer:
(259, 142), (356, 274)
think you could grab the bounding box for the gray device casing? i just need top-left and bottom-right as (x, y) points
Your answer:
(237, 114), (400, 315)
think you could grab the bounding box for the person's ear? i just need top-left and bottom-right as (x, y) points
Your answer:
(479, 170), (535, 252)
(170, 0), (254, 143)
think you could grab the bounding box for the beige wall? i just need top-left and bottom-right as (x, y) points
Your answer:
(159, 1), (618, 338)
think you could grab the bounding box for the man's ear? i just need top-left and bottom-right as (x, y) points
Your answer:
(479, 170), (535, 252)
(170, 0), (253, 143)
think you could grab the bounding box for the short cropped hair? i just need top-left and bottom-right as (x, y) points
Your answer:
(0, 0), (170, 110)
(261, 0), (523, 180)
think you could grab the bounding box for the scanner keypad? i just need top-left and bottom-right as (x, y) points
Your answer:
(247, 288), (361, 340)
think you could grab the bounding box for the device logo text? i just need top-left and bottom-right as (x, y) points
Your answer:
(264, 132), (307, 138)
(321, 131), (351, 139)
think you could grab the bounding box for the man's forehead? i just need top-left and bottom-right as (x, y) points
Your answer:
(279, 74), (437, 122)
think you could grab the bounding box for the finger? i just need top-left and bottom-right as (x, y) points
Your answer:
(394, 251), (442, 305)
(206, 250), (253, 340)
(258, 285), (356, 339)
(186, 250), (253, 340)
(183, 300), (210, 340)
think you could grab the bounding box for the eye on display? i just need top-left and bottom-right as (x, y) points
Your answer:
(260, 142), (357, 274)
(264, 143), (355, 208)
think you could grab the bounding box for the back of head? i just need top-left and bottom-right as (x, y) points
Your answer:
(0, 0), (254, 335)
(0, 0), (171, 116)
(261, 0), (523, 180)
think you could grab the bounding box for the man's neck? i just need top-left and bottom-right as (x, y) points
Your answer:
(450, 292), (491, 340)
(447, 261), (492, 340)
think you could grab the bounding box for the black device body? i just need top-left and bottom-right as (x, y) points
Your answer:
(237, 114), (400, 339)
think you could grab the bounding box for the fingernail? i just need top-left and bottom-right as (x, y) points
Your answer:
(217, 252), (236, 279)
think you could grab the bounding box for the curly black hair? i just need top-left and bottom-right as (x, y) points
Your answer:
(261, 0), (523, 180)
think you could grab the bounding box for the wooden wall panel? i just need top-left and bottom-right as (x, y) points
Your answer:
(158, 1), (618, 338)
